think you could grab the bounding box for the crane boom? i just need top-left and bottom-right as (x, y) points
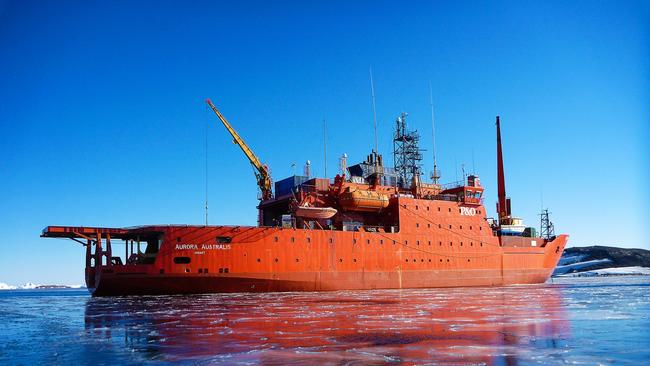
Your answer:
(205, 98), (273, 200)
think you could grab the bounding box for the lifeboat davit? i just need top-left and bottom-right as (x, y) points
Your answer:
(339, 190), (389, 212)
(294, 206), (338, 219)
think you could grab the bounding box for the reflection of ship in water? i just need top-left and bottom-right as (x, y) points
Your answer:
(84, 286), (571, 364)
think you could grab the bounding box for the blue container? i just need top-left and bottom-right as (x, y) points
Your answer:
(275, 175), (309, 197)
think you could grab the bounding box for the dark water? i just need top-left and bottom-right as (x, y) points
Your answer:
(1, 277), (649, 365)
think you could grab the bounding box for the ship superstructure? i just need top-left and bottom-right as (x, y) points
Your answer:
(42, 99), (568, 296)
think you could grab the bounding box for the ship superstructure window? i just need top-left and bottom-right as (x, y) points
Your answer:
(174, 257), (191, 264)
(291, 237), (295, 243)
(306, 237), (311, 243)
(217, 236), (232, 243)
(353, 239), (357, 244)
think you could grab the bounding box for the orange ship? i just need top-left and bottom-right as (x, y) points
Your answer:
(42, 100), (568, 296)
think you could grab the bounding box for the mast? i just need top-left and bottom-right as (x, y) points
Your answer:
(496, 116), (510, 221)
(429, 81), (440, 184)
(370, 68), (379, 153)
(323, 119), (327, 178)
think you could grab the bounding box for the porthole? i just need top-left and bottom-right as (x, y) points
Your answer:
(417, 240), (420, 245)
(329, 238), (333, 243)
(295, 258), (299, 262)
(460, 225), (463, 230)
(448, 208), (451, 212)
(428, 241), (431, 246)
(438, 207), (441, 211)
(380, 240), (384, 244)
(307, 237), (311, 243)
(450, 242), (453, 246)
(467, 259), (471, 262)
(439, 259), (443, 262)
(174, 257), (191, 264)
(366, 239), (370, 244)
(353, 239), (357, 244)
(470, 226), (473, 230)
(339, 258), (343, 262)
(406, 259), (409, 262)
(449, 225), (452, 229)
(353, 259), (357, 262)
(427, 223), (431, 228)
(460, 242), (463, 246)
(428, 259), (431, 262)
(416, 223), (420, 228)
(274, 236), (279, 242)
(291, 237), (295, 243)
(257, 258), (261, 262)
(439, 241), (442, 246)
(446, 259), (450, 262)
(275, 258), (279, 262)
(405, 240), (408, 245)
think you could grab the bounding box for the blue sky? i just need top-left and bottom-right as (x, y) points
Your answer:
(0, 0), (648, 285)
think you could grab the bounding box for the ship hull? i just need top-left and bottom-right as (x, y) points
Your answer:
(90, 267), (556, 296)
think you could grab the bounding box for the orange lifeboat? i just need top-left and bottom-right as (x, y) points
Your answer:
(339, 190), (389, 212)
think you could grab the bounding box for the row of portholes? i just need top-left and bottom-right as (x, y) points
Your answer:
(256, 258), (301, 263)
(425, 223), (483, 231)
(272, 237), (484, 248)
(405, 258), (472, 263)
(255, 257), (473, 264)
(412, 205), (483, 215)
